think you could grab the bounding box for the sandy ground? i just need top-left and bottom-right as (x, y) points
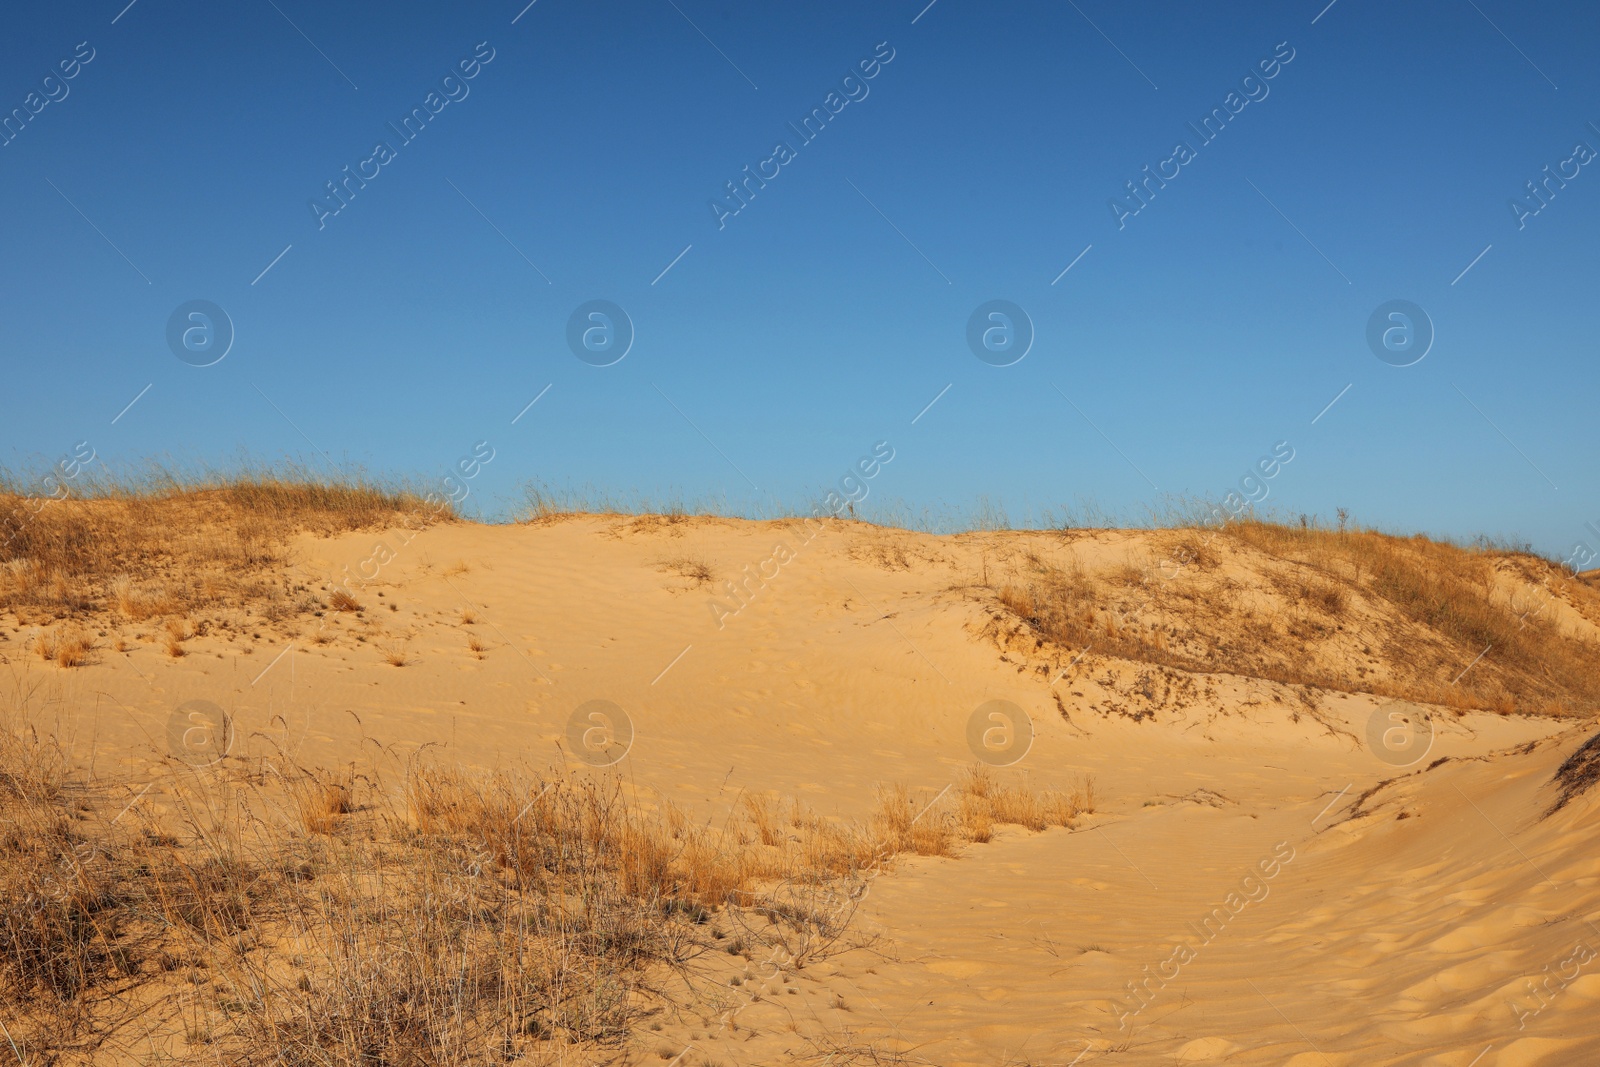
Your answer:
(12, 515), (1600, 1066)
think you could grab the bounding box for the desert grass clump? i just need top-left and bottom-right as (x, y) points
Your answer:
(109, 576), (182, 621)
(996, 561), (1173, 668)
(327, 589), (362, 613)
(956, 766), (1084, 836)
(659, 556), (715, 586)
(291, 774), (353, 835)
(959, 791), (994, 842)
(870, 785), (955, 858)
(742, 793), (783, 847)
(34, 626), (90, 668)
(163, 616), (190, 656)
(1040, 789), (1079, 827)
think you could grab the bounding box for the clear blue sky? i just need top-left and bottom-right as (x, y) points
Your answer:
(3, 0), (1596, 558)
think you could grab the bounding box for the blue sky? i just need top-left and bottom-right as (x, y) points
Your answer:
(2, 0), (1596, 558)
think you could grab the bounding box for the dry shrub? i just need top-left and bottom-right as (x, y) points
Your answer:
(0, 729), (123, 1008)
(0, 719), (148, 1062)
(1308, 580), (1348, 617)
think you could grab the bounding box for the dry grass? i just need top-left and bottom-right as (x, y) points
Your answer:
(1548, 728), (1600, 815)
(291, 773), (353, 834)
(956, 767), (1089, 840)
(0, 717), (1085, 1063)
(658, 556), (715, 586)
(0, 471), (446, 635)
(997, 560), (1176, 667)
(997, 519), (1600, 716)
(327, 589), (362, 613)
(0, 716), (135, 1056)
(1225, 520), (1600, 713)
(742, 793), (783, 847)
(34, 626), (90, 668)
(162, 617), (188, 659)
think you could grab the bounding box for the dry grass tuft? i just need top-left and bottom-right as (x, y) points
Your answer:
(659, 556), (715, 586)
(871, 785), (955, 858)
(327, 589), (362, 613)
(291, 774), (353, 834)
(955, 766), (1087, 836)
(742, 793), (783, 847)
(34, 626), (90, 668)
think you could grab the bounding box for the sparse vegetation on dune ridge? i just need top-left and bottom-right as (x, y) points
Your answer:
(0, 695), (1088, 1063)
(0, 466), (453, 633)
(995, 516), (1600, 716)
(7, 470), (1597, 715)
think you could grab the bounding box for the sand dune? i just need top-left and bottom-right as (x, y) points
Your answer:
(4, 506), (1600, 1065)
